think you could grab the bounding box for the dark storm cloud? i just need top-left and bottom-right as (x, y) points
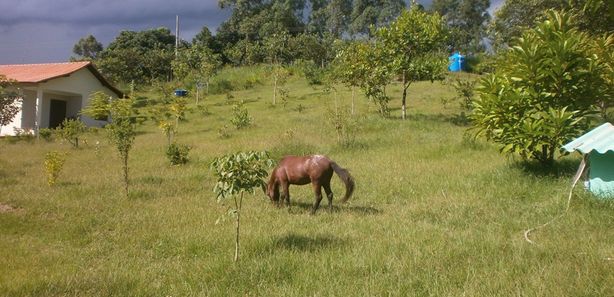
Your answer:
(0, 0), (229, 64)
(0, 0), (224, 26)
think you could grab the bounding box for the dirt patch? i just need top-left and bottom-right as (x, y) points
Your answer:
(0, 203), (16, 213)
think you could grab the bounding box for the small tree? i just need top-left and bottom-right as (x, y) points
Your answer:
(264, 32), (290, 105)
(57, 118), (86, 148)
(0, 75), (21, 135)
(230, 101), (252, 129)
(376, 6), (448, 119)
(195, 46), (223, 99)
(82, 96), (137, 196)
(334, 41), (390, 116)
(210, 151), (273, 262)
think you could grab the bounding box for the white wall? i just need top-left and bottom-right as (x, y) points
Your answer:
(0, 67), (119, 136)
(38, 68), (118, 127)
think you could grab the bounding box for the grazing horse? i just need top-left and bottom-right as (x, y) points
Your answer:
(266, 155), (355, 214)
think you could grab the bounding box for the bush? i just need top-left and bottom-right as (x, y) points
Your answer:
(57, 118), (86, 148)
(297, 59), (325, 85)
(471, 11), (607, 165)
(44, 151), (66, 186)
(230, 101), (252, 129)
(166, 142), (190, 165)
(38, 128), (54, 141)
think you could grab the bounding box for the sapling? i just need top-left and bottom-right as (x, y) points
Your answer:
(82, 95), (137, 197)
(57, 118), (86, 148)
(210, 151), (273, 262)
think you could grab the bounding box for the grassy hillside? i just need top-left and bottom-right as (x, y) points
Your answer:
(1, 68), (613, 296)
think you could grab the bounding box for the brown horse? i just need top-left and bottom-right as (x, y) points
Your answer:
(266, 155), (355, 214)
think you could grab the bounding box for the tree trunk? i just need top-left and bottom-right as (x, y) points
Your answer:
(351, 87), (355, 115)
(273, 70), (277, 105)
(402, 70), (407, 120)
(123, 152), (129, 197)
(234, 192), (244, 262)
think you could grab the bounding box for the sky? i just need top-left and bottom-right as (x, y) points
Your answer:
(0, 0), (504, 65)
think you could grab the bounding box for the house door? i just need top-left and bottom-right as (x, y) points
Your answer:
(49, 99), (67, 128)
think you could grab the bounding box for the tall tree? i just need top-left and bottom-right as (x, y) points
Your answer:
(72, 34), (103, 60)
(96, 28), (176, 84)
(308, 0), (352, 37)
(488, 0), (612, 49)
(433, 0), (490, 53)
(216, 0), (306, 65)
(192, 26), (217, 50)
(350, 0), (406, 37)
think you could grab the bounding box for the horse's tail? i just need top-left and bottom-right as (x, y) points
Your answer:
(331, 162), (355, 203)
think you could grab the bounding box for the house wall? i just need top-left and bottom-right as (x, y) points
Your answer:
(37, 68), (118, 127)
(1, 67), (119, 136)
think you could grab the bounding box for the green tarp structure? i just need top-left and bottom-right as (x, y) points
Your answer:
(563, 123), (614, 199)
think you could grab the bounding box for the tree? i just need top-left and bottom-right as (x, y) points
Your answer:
(72, 34), (103, 60)
(211, 151), (273, 262)
(591, 33), (614, 120)
(96, 28), (176, 84)
(82, 95), (138, 196)
(264, 32), (291, 105)
(377, 6), (448, 119)
(57, 118), (86, 148)
(195, 47), (223, 98)
(332, 41), (366, 114)
(471, 10), (610, 165)
(0, 75), (20, 136)
(192, 26), (216, 49)
(488, 0), (613, 50)
(432, 0), (490, 53)
(349, 0), (406, 37)
(308, 0), (352, 37)
(335, 41), (391, 116)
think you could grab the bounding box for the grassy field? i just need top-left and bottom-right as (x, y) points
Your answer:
(1, 68), (613, 296)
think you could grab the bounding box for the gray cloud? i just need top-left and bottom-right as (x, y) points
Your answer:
(0, 0), (502, 64)
(0, 0), (229, 64)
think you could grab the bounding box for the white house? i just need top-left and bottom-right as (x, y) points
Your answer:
(0, 61), (123, 136)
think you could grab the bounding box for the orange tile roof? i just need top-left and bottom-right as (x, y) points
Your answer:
(0, 61), (91, 83)
(0, 61), (123, 97)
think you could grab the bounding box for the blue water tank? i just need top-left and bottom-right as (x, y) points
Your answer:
(174, 89), (188, 97)
(448, 52), (465, 72)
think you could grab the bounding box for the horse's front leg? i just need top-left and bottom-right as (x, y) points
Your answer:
(311, 183), (323, 215)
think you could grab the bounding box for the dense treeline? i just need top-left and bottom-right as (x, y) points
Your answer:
(70, 0), (612, 87)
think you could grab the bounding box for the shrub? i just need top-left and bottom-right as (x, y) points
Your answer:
(297, 59), (325, 85)
(57, 118), (86, 148)
(471, 11), (607, 165)
(38, 128), (54, 141)
(218, 125), (231, 139)
(326, 105), (358, 147)
(230, 101), (252, 129)
(166, 142), (191, 165)
(44, 151), (66, 186)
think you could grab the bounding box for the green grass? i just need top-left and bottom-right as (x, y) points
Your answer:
(1, 68), (613, 296)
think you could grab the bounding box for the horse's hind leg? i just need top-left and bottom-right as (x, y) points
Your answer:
(323, 183), (333, 212)
(311, 183), (323, 215)
(282, 182), (290, 208)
